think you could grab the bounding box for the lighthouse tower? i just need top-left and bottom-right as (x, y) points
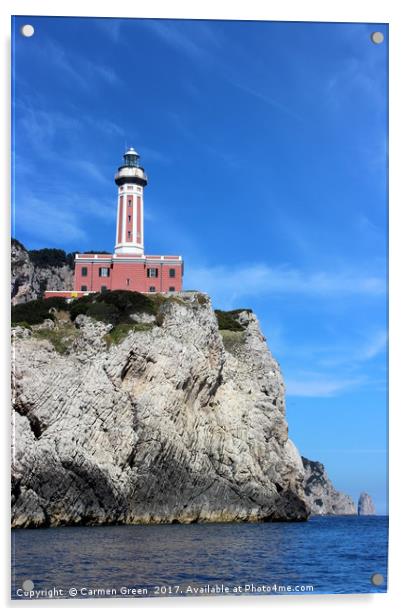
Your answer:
(46, 146), (184, 299)
(114, 147), (148, 256)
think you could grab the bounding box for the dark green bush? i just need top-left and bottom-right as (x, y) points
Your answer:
(28, 248), (71, 269)
(227, 308), (252, 317)
(86, 302), (120, 324)
(11, 297), (67, 325)
(68, 290), (157, 325)
(97, 290), (156, 315)
(214, 309), (244, 332)
(68, 295), (94, 320)
(43, 296), (68, 311)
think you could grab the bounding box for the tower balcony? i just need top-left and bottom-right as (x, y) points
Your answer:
(115, 165), (148, 187)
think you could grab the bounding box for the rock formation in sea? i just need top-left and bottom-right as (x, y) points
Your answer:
(358, 492), (376, 515)
(301, 457), (356, 515)
(11, 239), (73, 305)
(11, 293), (311, 527)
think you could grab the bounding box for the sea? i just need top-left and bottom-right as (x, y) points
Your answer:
(11, 515), (388, 600)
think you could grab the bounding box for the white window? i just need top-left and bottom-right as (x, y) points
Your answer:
(99, 267), (110, 278)
(147, 268), (159, 278)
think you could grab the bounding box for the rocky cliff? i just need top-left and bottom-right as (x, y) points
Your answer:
(11, 239), (73, 305)
(358, 492), (376, 515)
(302, 457), (356, 515)
(11, 294), (311, 528)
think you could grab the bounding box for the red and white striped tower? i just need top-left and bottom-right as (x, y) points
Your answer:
(114, 147), (148, 255)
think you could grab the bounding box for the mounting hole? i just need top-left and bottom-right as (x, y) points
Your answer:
(371, 31), (384, 44)
(21, 24), (35, 38)
(371, 573), (384, 586)
(22, 579), (34, 591)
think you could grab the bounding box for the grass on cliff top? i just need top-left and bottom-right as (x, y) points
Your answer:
(214, 309), (246, 332)
(219, 329), (245, 353)
(33, 322), (80, 354)
(104, 322), (154, 347)
(11, 290), (184, 330)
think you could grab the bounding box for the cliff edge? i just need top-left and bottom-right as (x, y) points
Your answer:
(11, 239), (73, 305)
(11, 293), (310, 527)
(302, 457), (356, 515)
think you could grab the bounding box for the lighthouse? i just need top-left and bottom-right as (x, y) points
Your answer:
(44, 147), (184, 299)
(114, 147), (147, 256)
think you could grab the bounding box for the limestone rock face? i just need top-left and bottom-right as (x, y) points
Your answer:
(302, 457), (356, 515)
(11, 295), (310, 527)
(358, 492), (376, 515)
(11, 240), (73, 305)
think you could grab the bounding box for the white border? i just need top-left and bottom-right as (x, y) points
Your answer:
(2, 1), (405, 614)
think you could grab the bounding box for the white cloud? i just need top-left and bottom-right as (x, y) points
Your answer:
(34, 38), (121, 92)
(286, 374), (365, 397)
(358, 330), (387, 360)
(70, 160), (110, 185)
(229, 79), (302, 122)
(185, 262), (385, 305)
(14, 195), (87, 244)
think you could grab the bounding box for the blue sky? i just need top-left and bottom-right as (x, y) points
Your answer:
(12, 17), (388, 513)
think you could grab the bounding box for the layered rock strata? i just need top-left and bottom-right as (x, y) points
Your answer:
(302, 457), (356, 515)
(11, 240), (73, 305)
(11, 295), (310, 527)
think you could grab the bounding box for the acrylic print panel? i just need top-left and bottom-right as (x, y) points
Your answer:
(11, 16), (388, 600)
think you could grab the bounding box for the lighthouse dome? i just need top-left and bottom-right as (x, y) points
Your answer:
(115, 146), (148, 187)
(124, 147), (139, 157)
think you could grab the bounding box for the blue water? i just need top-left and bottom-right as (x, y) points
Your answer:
(11, 516), (388, 600)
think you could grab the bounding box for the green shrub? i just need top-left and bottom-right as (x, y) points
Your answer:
(12, 321), (32, 331)
(214, 310), (244, 332)
(86, 302), (120, 324)
(43, 296), (68, 311)
(68, 295), (94, 320)
(196, 293), (209, 305)
(68, 290), (158, 325)
(227, 308), (252, 317)
(11, 297), (67, 325)
(96, 289), (156, 315)
(28, 248), (73, 269)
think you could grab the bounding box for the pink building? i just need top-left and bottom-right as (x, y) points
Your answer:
(45, 148), (183, 299)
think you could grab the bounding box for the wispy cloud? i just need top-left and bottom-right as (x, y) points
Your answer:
(34, 38), (121, 92)
(94, 18), (122, 44)
(90, 118), (125, 137)
(146, 20), (300, 123)
(185, 262), (385, 307)
(325, 31), (387, 112)
(357, 330), (387, 361)
(143, 20), (214, 64)
(286, 373), (365, 397)
(229, 79), (302, 122)
(17, 103), (81, 155)
(14, 194), (87, 244)
(70, 160), (110, 185)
